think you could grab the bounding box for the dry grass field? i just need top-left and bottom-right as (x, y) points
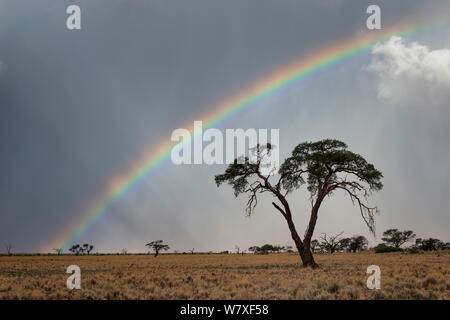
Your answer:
(0, 251), (448, 300)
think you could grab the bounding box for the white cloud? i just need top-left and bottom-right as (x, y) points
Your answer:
(368, 36), (450, 107)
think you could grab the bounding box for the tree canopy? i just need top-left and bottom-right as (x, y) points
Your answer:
(279, 139), (383, 235)
(382, 229), (416, 248)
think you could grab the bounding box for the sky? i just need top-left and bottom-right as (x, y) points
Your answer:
(0, 0), (449, 253)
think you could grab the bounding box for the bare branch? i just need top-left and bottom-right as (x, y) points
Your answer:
(335, 186), (377, 235)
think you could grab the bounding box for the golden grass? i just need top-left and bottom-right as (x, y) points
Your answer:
(0, 251), (448, 299)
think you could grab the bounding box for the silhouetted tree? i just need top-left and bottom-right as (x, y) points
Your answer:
(319, 232), (345, 254)
(272, 245), (284, 253)
(215, 140), (383, 268)
(53, 248), (63, 255)
(415, 238), (445, 251)
(146, 240), (170, 257)
(248, 244), (279, 254)
(260, 244), (274, 254)
(69, 244), (81, 255)
(82, 244), (94, 254)
(248, 246), (259, 254)
(338, 238), (352, 252)
(382, 229), (416, 248)
(347, 235), (369, 252)
(4, 243), (13, 256)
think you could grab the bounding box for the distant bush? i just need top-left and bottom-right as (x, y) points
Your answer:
(407, 247), (421, 254)
(414, 238), (449, 251)
(374, 243), (404, 253)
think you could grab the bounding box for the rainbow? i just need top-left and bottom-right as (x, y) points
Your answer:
(43, 15), (449, 252)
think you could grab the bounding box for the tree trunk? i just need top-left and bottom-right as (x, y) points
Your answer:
(283, 210), (319, 268)
(273, 194), (320, 269)
(301, 244), (318, 268)
(298, 194), (325, 268)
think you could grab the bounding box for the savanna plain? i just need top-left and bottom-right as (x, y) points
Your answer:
(0, 251), (448, 300)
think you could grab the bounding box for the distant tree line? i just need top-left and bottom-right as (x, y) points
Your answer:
(248, 244), (294, 254)
(413, 238), (450, 251)
(308, 234), (369, 254)
(375, 228), (449, 253)
(3, 228), (448, 256)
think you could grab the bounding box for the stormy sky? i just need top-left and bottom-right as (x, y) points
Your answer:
(1, 0), (449, 253)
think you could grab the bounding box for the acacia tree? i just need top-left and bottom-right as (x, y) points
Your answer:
(382, 229), (416, 248)
(83, 244), (94, 254)
(260, 244), (274, 254)
(69, 244), (81, 255)
(338, 237), (352, 252)
(415, 238), (446, 251)
(248, 246), (259, 254)
(215, 139), (383, 268)
(146, 240), (170, 257)
(319, 232), (345, 254)
(347, 235), (369, 252)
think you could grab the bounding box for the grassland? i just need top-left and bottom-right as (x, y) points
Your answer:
(0, 251), (448, 300)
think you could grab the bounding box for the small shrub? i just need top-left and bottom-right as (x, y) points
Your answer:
(344, 287), (360, 299)
(411, 291), (425, 300)
(422, 277), (438, 288)
(327, 283), (339, 294)
(374, 244), (404, 253)
(408, 247), (420, 254)
(317, 293), (331, 300)
(306, 289), (320, 299)
(371, 290), (386, 300)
